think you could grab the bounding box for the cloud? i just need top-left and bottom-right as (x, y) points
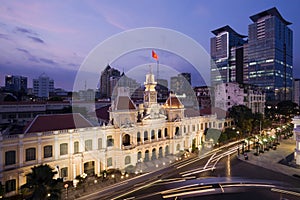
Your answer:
(27, 36), (45, 44)
(16, 48), (40, 63)
(0, 33), (10, 40)
(40, 58), (57, 65)
(15, 26), (38, 35)
(16, 48), (30, 54)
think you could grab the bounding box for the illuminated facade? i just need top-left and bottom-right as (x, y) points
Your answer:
(210, 25), (247, 86)
(247, 7), (293, 102)
(0, 72), (229, 197)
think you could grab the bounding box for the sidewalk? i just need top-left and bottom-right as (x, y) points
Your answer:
(238, 138), (300, 177)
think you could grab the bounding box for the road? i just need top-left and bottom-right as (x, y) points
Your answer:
(77, 142), (300, 200)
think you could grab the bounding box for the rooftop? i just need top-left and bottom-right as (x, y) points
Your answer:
(24, 113), (93, 134)
(250, 7), (292, 25)
(211, 25), (247, 38)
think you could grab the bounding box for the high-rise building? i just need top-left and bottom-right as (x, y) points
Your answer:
(210, 25), (247, 85)
(100, 65), (121, 98)
(5, 75), (28, 93)
(293, 78), (300, 106)
(247, 7), (293, 102)
(170, 73), (192, 95)
(33, 73), (54, 98)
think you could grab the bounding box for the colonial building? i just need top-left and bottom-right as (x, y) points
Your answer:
(215, 82), (265, 114)
(0, 72), (229, 197)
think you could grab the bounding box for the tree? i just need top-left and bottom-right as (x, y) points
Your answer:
(228, 105), (253, 134)
(21, 164), (62, 200)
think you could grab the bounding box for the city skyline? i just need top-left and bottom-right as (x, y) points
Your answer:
(0, 0), (299, 90)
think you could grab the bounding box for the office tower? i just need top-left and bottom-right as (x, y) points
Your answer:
(5, 75), (28, 93)
(247, 7), (293, 102)
(210, 25), (247, 85)
(293, 79), (300, 106)
(170, 73), (192, 95)
(33, 73), (54, 98)
(100, 65), (121, 98)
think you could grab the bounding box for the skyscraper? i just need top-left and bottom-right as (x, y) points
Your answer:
(100, 65), (121, 98)
(5, 75), (28, 94)
(210, 25), (247, 85)
(247, 7), (293, 102)
(293, 79), (300, 106)
(33, 73), (54, 98)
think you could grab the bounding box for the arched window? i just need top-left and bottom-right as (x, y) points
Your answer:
(175, 127), (180, 136)
(144, 150), (149, 162)
(74, 141), (79, 153)
(164, 128), (168, 137)
(107, 136), (114, 147)
(137, 151), (142, 161)
(176, 144), (180, 151)
(137, 132), (141, 143)
(151, 130), (155, 140)
(158, 147), (163, 158)
(158, 129), (162, 138)
(144, 131), (148, 141)
(165, 145), (169, 156)
(151, 148), (156, 160)
(125, 156), (131, 165)
(122, 134), (130, 146)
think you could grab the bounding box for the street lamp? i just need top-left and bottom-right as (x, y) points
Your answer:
(64, 183), (69, 199)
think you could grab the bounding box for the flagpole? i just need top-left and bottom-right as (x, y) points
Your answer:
(156, 60), (159, 80)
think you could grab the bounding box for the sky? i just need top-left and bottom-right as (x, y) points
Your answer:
(0, 0), (300, 91)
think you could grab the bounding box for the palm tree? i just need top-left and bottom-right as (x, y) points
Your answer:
(21, 164), (62, 200)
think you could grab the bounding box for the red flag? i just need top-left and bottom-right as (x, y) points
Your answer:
(152, 50), (158, 61)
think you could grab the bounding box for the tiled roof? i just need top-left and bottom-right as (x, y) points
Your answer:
(24, 113), (93, 134)
(164, 95), (184, 109)
(114, 96), (136, 110)
(95, 105), (110, 122)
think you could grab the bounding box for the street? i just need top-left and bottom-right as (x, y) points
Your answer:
(77, 142), (300, 200)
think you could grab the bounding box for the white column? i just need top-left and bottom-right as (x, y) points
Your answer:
(37, 138), (42, 163)
(54, 135), (59, 159)
(19, 141), (24, 167)
(73, 163), (76, 179)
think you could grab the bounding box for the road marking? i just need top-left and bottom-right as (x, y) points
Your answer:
(162, 188), (216, 198)
(271, 188), (300, 197)
(111, 179), (161, 200)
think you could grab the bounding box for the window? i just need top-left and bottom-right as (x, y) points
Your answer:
(98, 138), (102, 149)
(107, 157), (112, 167)
(107, 136), (114, 147)
(144, 131), (148, 141)
(192, 125), (195, 132)
(60, 143), (68, 156)
(137, 132), (141, 143)
(5, 151), (16, 165)
(151, 130), (155, 140)
(43, 145), (52, 158)
(26, 148), (36, 161)
(61, 167), (68, 178)
(176, 144), (180, 151)
(125, 156), (131, 165)
(201, 123), (203, 130)
(164, 128), (168, 137)
(74, 141), (79, 153)
(5, 179), (16, 193)
(85, 139), (92, 151)
(158, 129), (162, 138)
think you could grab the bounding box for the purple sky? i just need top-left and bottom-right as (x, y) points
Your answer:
(0, 0), (299, 91)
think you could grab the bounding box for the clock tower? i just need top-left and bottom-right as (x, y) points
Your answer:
(144, 69), (157, 108)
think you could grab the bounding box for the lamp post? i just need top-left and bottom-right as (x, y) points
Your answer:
(64, 183), (69, 199)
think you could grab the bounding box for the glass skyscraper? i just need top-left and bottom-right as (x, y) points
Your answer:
(247, 7), (293, 102)
(210, 25), (247, 86)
